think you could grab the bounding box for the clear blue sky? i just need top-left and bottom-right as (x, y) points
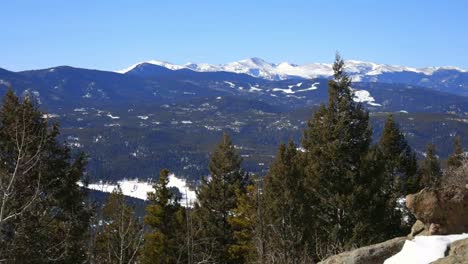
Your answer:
(1, 0), (467, 71)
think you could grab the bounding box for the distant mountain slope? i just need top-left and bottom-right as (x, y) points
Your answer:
(119, 58), (468, 95)
(0, 63), (467, 181)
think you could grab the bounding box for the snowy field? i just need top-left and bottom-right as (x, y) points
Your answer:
(84, 174), (197, 206)
(385, 234), (468, 264)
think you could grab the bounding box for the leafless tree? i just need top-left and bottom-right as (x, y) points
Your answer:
(0, 108), (46, 225)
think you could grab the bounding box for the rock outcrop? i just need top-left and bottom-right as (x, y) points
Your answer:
(320, 185), (468, 263)
(431, 238), (468, 264)
(406, 185), (468, 235)
(318, 237), (406, 264)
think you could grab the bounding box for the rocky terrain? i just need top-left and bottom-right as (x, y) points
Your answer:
(319, 185), (468, 264)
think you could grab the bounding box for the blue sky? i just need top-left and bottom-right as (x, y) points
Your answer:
(1, 0), (467, 71)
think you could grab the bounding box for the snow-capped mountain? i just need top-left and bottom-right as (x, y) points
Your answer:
(117, 58), (467, 81)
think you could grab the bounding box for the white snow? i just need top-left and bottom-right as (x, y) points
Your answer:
(272, 82), (319, 94)
(116, 58), (468, 80)
(353, 90), (381, 106)
(137, 115), (149, 120)
(107, 113), (120, 119)
(224, 81), (236, 88)
(181, 120), (193, 124)
(84, 174), (197, 206)
(42, 113), (59, 119)
(249, 86), (262, 92)
(116, 60), (185, 73)
(385, 234), (468, 264)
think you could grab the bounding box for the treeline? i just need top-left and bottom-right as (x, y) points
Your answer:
(0, 55), (466, 263)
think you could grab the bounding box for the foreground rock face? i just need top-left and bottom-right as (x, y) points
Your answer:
(318, 237), (406, 264)
(431, 238), (468, 264)
(406, 185), (468, 235)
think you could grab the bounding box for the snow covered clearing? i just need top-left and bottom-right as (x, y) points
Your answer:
(272, 82), (319, 94)
(384, 234), (468, 264)
(353, 90), (381, 106)
(84, 174), (197, 206)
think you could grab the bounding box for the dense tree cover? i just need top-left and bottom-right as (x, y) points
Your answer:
(1, 54), (464, 263)
(0, 89), (91, 263)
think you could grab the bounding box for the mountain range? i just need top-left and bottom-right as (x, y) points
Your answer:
(0, 58), (467, 182)
(118, 58), (468, 95)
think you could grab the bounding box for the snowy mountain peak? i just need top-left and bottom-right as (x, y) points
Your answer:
(117, 58), (467, 81)
(116, 60), (185, 74)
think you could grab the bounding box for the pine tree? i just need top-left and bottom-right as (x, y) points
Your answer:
(228, 181), (266, 263)
(262, 141), (312, 263)
(0, 89), (91, 263)
(301, 54), (392, 259)
(420, 143), (442, 188)
(94, 185), (143, 264)
(447, 136), (464, 169)
(379, 114), (419, 195)
(194, 133), (249, 263)
(142, 169), (187, 264)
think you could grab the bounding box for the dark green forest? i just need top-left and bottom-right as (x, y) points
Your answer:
(0, 55), (465, 263)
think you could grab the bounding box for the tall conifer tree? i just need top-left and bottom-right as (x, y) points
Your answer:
(447, 136), (464, 169)
(420, 143), (442, 188)
(301, 54), (393, 259)
(0, 89), (91, 263)
(142, 169), (187, 264)
(194, 133), (249, 263)
(263, 140), (312, 263)
(379, 115), (419, 195)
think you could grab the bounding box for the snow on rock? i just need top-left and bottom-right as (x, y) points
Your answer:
(353, 90), (381, 106)
(84, 174), (197, 206)
(384, 234), (468, 264)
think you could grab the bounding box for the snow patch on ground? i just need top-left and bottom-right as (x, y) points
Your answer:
(353, 90), (381, 106)
(137, 115), (149, 120)
(42, 114), (60, 119)
(384, 234), (468, 264)
(84, 174), (197, 206)
(107, 113), (120, 119)
(272, 82), (319, 94)
(224, 81), (235, 88)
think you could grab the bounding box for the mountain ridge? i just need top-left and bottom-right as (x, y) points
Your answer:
(116, 57), (468, 81)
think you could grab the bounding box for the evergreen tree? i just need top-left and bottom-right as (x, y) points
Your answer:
(0, 89), (91, 263)
(263, 141), (312, 263)
(228, 178), (267, 264)
(302, 54), (392, 259)
(379, 114), (419, 195)
(194, 133), (249, 263)
(94, 185), (143, 264)
(420, 143), (442, 188)
(142, 169), (187, 264)
(447, 136), (464, 169)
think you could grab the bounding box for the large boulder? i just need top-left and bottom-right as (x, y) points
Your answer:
(431, 238), (468, 264)
(406, 185), (468, 235)
(318, 237), (407, 264)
